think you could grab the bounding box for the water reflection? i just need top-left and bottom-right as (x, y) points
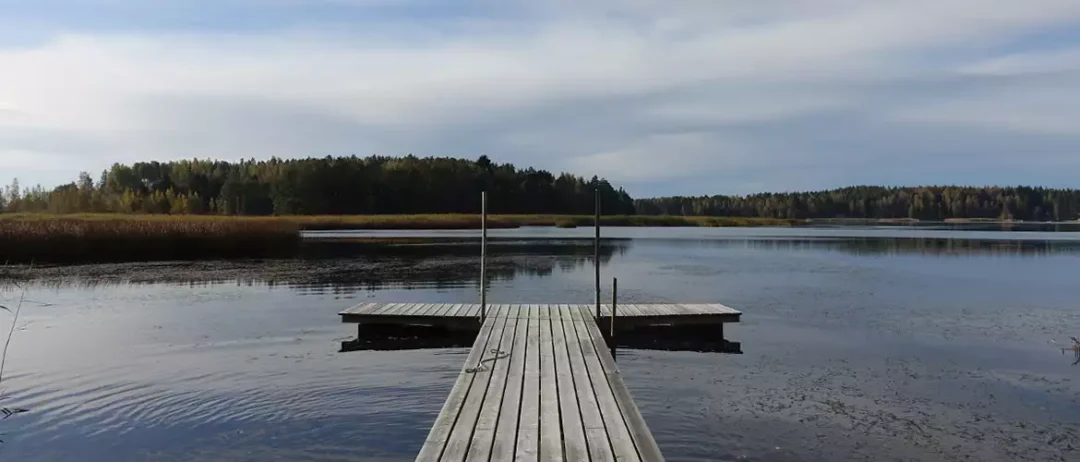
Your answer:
(338, 321), (743, 354)
(613, 325), (743, 354)
(340, 325), (476, 352)
(644, 236), (1080, 257)
(0, 239), (631, 291)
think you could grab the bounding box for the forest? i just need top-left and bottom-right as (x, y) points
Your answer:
(0, 155), (635, 216)
(2, 155), (1078, 221)
(635, 186), (1080, 221)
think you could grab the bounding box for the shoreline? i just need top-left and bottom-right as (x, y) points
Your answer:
(0, 214), (793, 264)
(0, 213), (799, 229)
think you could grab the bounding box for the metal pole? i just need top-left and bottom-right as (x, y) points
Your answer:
(611, 277), (617, 338)
(595, 190), (601, 320)
(480, 191), (487, 321)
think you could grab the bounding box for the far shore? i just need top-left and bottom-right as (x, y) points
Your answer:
(3, 213), (1078, 264)
(0, 214), (794, 264)
(0, 213), (799, 230)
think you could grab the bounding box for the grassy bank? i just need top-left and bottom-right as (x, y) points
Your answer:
(0, 215), (300, 263)
(0, 214), (796, 263)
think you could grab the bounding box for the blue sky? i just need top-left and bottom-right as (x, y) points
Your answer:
(2, 0), (1080, 197)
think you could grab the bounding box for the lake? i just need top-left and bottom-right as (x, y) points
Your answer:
(1, 226), (1078, 461)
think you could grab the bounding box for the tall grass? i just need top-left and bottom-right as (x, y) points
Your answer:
(0, 213), (796, 263)
(0, 217), (300, 263)
(286, 214), (798, 230)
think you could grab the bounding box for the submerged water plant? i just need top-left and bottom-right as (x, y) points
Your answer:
(0, 270), (31, 443)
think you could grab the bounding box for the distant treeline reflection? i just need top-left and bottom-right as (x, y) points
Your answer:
(644, 237), (1080, 257)
(1, 239), (630, 291)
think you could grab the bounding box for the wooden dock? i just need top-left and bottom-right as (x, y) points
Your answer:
(340, 303), (740, 331)
(339, 303), (740, 461)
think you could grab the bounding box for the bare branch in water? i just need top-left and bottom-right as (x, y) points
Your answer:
(1, 261), (34, 434)
(1063, 337), (1080, 366)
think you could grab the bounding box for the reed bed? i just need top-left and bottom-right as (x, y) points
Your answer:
(0, 216), (300, 263)
(0, 213), (795, 263)
(288, 214), (796, 230)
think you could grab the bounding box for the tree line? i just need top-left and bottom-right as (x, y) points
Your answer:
(0, 155), (636, 216)
(634, 186), (1080, 221)
(3, 156), (1077, 221)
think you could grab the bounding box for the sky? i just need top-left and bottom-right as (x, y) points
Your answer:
(2, 0), (1080, 197)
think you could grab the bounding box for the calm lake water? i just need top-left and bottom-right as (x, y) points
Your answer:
(1, 226), (1078, 461)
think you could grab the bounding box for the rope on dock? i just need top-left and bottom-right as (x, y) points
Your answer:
(465, 349), (509, 373)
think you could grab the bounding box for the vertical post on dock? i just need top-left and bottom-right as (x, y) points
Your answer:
(480, 191), (487, 321)
(595, 189), (601, 320)
(611, 277), (617, 339)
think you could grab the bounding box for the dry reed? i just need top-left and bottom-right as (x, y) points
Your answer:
(0, 217), (300, 263)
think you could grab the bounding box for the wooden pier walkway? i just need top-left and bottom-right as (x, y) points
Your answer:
(339, 303), (741, 462)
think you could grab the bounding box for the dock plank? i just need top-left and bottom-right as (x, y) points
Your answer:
(389, 303), (423, 316)
(441, 310), (511, 461)
(645, 304), (678, 316)
(465, 307), (520, 462)
(414, 303), (441, 316)
(341, 302), (376, 315)
(466, 304), (483, 318)
(515, 306), (542, 462)
(491, 306), (528, 461)
(563, 305), (616, 462)
(552, 305), (589, 462)
(537, 304), (563, 462)
(415, 312), (503, 462)
(429, 303), (456, 317)
(580, 312), (665, 462)
(369, 303), (401, 315)
(570, 307), (641, 462)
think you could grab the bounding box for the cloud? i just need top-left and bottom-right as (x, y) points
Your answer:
(2, 0), (1080, 194)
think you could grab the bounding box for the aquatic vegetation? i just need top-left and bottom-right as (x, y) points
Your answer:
(0, 277), (30, 443)
(1064, 337), (1080, 365)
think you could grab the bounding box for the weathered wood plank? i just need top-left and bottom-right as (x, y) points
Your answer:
(425, 302), (451, 317)
(415, 314), (503, 462)
(646, 304), (679, 316)
(637, 304), (660, 317)
(551, 305), (588, 462)
(490, 306), (528, 461)
(368, 302), (401, 315)
(447, 303), (469, 316)
(706, 303), (740, 315)
(465, 307), (520, 462)
(580, 315), (664, 462)
(339, 302), (377, 315)
(671, 304), (702, 315)
(414, 303), (441, 316)
(526, 304), (537, 321)
(387, 303), (423, 316)
(440, 312), (511, 461)
(537, 305), (563, 462)
(466, 304), (483, 318)
(563, 305), (616, 462)
(515, 304), (541, 462)
(570, 306), (641, 462)
(616, 304), (641, 317)
(453, 304), (474, 317)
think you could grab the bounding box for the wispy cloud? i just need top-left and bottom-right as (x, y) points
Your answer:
(2, 0), (1080, 194)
